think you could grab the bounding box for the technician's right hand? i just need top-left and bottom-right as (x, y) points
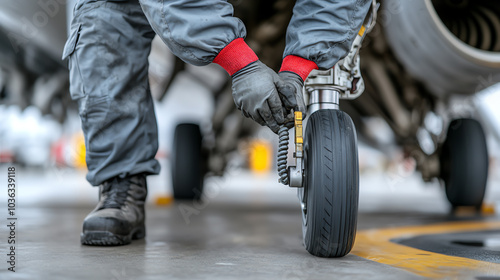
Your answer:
(231, 60), (285, 133)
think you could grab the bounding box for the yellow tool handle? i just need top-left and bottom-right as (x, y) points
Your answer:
(294, 111), (303, 155)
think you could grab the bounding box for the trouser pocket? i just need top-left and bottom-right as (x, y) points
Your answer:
(63, 22), (86, 101)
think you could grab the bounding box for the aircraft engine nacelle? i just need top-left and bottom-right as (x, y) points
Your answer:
(383, 0), (500, 96)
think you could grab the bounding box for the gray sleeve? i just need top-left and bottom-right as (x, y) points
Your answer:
(140, 0), (246, 66)
(283, 0), (371, 70)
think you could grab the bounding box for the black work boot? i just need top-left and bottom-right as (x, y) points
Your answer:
(81, 174), (147, 246)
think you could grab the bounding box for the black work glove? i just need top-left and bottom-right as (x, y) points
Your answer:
(277, 71), (307, 118)
(232, 60), (285, 133)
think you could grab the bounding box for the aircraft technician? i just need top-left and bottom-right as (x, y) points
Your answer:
(62, 0), (371, 245)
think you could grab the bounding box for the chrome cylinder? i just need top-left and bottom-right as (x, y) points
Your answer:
(307, 88), (340, 115)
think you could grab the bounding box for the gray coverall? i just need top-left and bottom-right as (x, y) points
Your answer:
(63, 0), (371, 186)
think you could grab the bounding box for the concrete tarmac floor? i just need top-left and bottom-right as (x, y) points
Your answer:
(1, 170), (500, 279)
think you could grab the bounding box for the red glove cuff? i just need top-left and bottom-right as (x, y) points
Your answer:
(213, 38), (259, 76)
(279, 55), (318, 81)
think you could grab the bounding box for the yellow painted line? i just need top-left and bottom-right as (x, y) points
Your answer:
(352, 221), (500, 278)
(154, 195), (173, 206)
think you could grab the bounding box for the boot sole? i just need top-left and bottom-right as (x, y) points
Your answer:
(81, 226), (145, 246)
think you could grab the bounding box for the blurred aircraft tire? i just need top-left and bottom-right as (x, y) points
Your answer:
(299, 110), (359, 257)
(441, 118), (488, 208)
(171, 123), (205, 200)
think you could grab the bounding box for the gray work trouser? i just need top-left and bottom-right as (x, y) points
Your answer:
(63, 0), (160, 186)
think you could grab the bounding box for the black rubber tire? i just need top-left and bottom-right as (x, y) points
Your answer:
(440, 118), (489, 208)
(171, 123), (205, 200)
(299, 110), (359, 257)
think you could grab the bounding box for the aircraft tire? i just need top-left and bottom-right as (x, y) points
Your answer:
(298, 110), (359, 257)
(171, 123), (205, 200)
(441, 118), (489, 209)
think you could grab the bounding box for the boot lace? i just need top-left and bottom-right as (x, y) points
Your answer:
(100, 177), (130, 209)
